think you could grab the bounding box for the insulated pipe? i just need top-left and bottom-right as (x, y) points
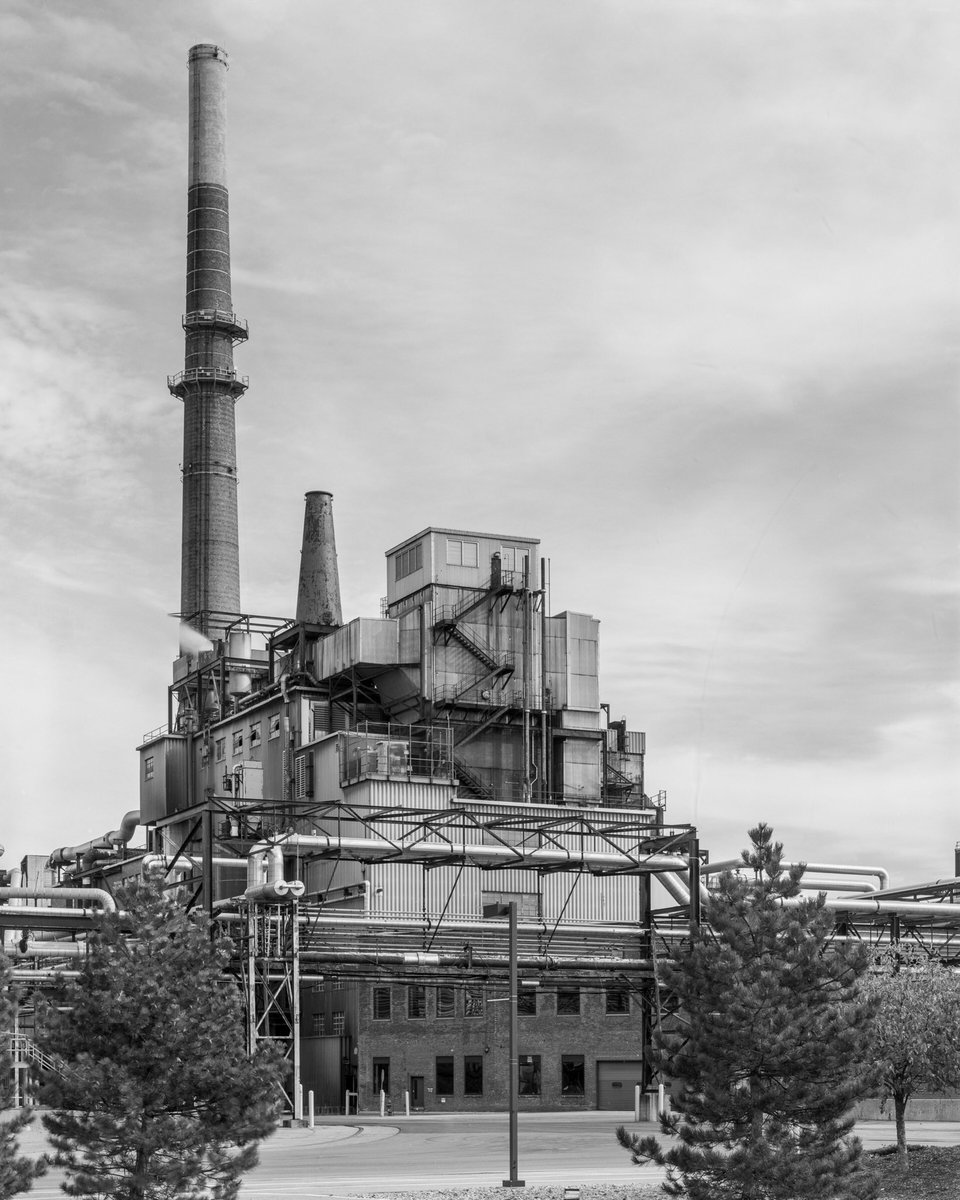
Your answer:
(48, 811), (140, 869)
(296, 491), (342, 627)
(294, 949), (652, 970)
(245, 842), (304, 903)
(0, 886), (116, 912)
(271, 832), (693, 875)
(14, 941), (87, 959)
(703, 859), (890, 891)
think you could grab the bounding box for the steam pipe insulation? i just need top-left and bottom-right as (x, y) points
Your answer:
(704, 859), (889, 891)
(0, 886), (116, 912)
(14, 941), (88, 958)
(269, 832), (693, 875)
(140, 853), (248, 877)
(295, 949), (653, 971)
(245, 842), (305, 902)
(48, 810), (141, 869)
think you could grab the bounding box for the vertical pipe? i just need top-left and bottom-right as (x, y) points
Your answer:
(292, 899), (302, 1121)
(688, 836), (701, 930)
(173, 45), (246, 644)
(504, 900), (524, 1187)
(201, 805), (214, 930)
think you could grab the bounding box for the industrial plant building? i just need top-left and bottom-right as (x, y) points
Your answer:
(8, 42), (960, 1124)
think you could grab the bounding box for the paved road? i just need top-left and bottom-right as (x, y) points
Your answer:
(11, 1110), (960, 1198)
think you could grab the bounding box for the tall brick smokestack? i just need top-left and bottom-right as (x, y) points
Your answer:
(296, 491), (343, 628)
(169, 44), (247, 645)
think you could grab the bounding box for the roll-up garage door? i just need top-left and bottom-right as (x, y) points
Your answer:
(596, 1059), (645, 1110)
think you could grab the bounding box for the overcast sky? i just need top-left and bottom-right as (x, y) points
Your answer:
(1, 1), (957, 886)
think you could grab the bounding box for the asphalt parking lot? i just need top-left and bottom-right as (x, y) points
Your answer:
(11, 1109), (960, 1198)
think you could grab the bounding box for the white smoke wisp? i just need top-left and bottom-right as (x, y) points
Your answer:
(178, 622), (214, 655)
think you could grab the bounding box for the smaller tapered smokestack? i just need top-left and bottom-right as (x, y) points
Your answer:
(296, 491), (342, 627)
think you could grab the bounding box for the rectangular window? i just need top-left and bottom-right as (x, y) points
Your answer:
(557, 987), (580, 1015)
(605, 984), (630, 1015)
(268, 714), (281, 740)
(407, 985), (426, 1019)
(249, 721), (261, 747)
(517, 988), (537, 1016)
(310, 1013), (322, 1036)
(372, 987), (391, 1020)
(464, 985), (484, 1017)
(232, 730), (243, 755)
(332, 1010), (345, 1035)
(480, 889), (539, 921)
(436, 1056), (454, 1096)
(464, 1055), (483, 1095)
(215, 738), (226, 762)
(446, 538), (479, 568)
(143, 756), (154, 781)
(519, 1054), (541, 1095)
(561, 1055), (585, 1095)
(436, 985), (455, 1018)
(395, 542), (423, 581)
(372, 1058), (390, 1094)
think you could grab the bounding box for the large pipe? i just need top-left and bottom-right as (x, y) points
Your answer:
(703, 859), (890, 891)
(272, 831), (694, 875)
(245, 842), (305, 903)
(296, 491), (342, 628)
(0, 886), (116, 912)
(48, 811), (140, 869)
(170, 44), (246, 642)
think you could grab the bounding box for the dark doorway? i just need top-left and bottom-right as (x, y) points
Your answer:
(410, 1075), (424, 1109)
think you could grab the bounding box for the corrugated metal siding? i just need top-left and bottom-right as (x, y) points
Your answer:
(542, 872), (640, 923)
(344, 779), (457, 810)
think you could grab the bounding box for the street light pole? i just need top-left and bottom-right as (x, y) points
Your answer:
(483, 900), (524, 1188)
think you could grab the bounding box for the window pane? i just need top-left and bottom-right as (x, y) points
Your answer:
(373, 987), (391, 1020)
(436, 1056), (454, 1096)
(605, 985), (630, 1014)
(462, 541), (479, 567)
(557, 988), (580, 1015)
(519, 1054), (541, 1095)
(446, 539), (462, 566)
(517, 988), (537, 1015)
(436, 985), (455, 1018)
(408, 985), (426, 1019)
(561, 1055), (585, 1095)
(464, 1055), (483, 1095)
(332, 1010), (345, 1035)
(464, 985), (484, 1017)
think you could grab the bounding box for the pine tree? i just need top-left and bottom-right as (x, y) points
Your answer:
(0, 951), (47, 1198)
(37, 875), (283, 1200)
(860, 945), (960, 1163)
(617, 823), (879, 1200)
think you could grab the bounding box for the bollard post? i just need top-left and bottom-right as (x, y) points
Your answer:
(658, 1083), (666, 1117)
(380, 1088), (386, 1118)
(405, 1090), (411, 1117)
(634, 1084), (641, 1122)
(308, 1090), (315, 1128)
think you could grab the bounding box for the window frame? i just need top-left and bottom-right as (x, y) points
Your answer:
(561, 1054), (585, 1096)
(435, 1055), (454, 1097)
(519, 1054), (542, 1096)
(556, 987), (581, 1015)
(464, 1055), (483, 1095)
(407, 984), (426, 1019)
(605, 984), (630, 1015)
(436, 985), (456, 1018)
(372, 986), (391, 1020)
